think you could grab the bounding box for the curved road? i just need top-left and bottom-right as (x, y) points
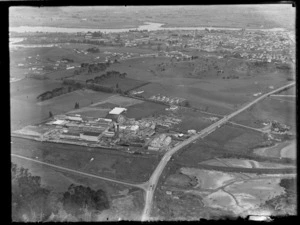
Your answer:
(141, 82), (295, 221)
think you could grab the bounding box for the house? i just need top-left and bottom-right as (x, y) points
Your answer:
(80, 131), (101, 142)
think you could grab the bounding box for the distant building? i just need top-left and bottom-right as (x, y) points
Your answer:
(67, 115), (83, 122)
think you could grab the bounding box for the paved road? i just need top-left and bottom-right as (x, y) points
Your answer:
(141, 82), (295, 221)
(11, 153), (147, 190)
(271, 94), (296, 97)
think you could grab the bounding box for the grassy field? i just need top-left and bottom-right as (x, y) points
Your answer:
(171, 125), (267, 167)
(125, 101), (167, 119)
(102, 95), (144, 107)
(232, 96), (296, 132)
(173, 108), (212, 132)
(11, 156), (76, 193)
(11, 138), (160, 183)
(204, 125), (266, 152)
(134, 82), (240, 114)
(10, 79), (114, 130)
(10, 78), (62, 100)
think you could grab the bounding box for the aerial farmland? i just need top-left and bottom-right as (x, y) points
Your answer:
(10, 5), (296, 222)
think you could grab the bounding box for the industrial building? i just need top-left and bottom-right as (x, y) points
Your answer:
(80, 131), (101, 142)
(106, 107), (127, 123)
(109, 107), (127, 115)
(59, 131), (80, 140)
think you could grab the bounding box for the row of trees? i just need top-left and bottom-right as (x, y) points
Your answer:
(73, 62), (110, 75)
(11, 163), (109, 222)
(37, 86), (79, 101)
(62, 70), (128, 94)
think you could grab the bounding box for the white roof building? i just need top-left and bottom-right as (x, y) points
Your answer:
(109, 107), (127, 115)
(52, 119), (67, 125)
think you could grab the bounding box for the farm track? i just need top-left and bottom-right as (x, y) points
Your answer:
(166, 173), (296, 194)
(193, 164), (296, 174)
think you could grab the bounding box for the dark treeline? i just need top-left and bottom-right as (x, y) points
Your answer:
(12, 163), (109, 222)
(63, 70), (127, 94)
(73, 62), (110, 75)
(37, 85), (80, 101)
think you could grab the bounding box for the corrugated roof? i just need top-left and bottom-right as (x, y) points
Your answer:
(109, 107), (127, 115)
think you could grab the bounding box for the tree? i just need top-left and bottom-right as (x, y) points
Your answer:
(11, 163), (58, 222)
(62, 184), (109, 216)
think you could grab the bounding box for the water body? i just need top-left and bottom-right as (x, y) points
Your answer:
(9, 22), (286, 34)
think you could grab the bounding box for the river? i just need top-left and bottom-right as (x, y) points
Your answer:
(9, 22), (286, 34)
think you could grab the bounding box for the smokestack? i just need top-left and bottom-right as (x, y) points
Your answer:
(116, 124), (120, 138)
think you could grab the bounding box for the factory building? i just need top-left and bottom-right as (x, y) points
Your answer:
(106, 107), (127, 123)
(80, 131), (101, 142)
(60, 131), (80, 140)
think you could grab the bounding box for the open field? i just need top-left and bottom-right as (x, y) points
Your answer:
(203, 125), (266, 152)
(253, 140), (296, 160)
(11, 137), (160, 183)
(135, 82), (236, 114)
(125, 101), (167, 119)
(173, 108), (212, 132)
(11, 84), (114, 130)
(12, 156), (76, 193)
(97, 95), (144, 108)
(232, 95), (296, 131)
(10, 78), (62, 101)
